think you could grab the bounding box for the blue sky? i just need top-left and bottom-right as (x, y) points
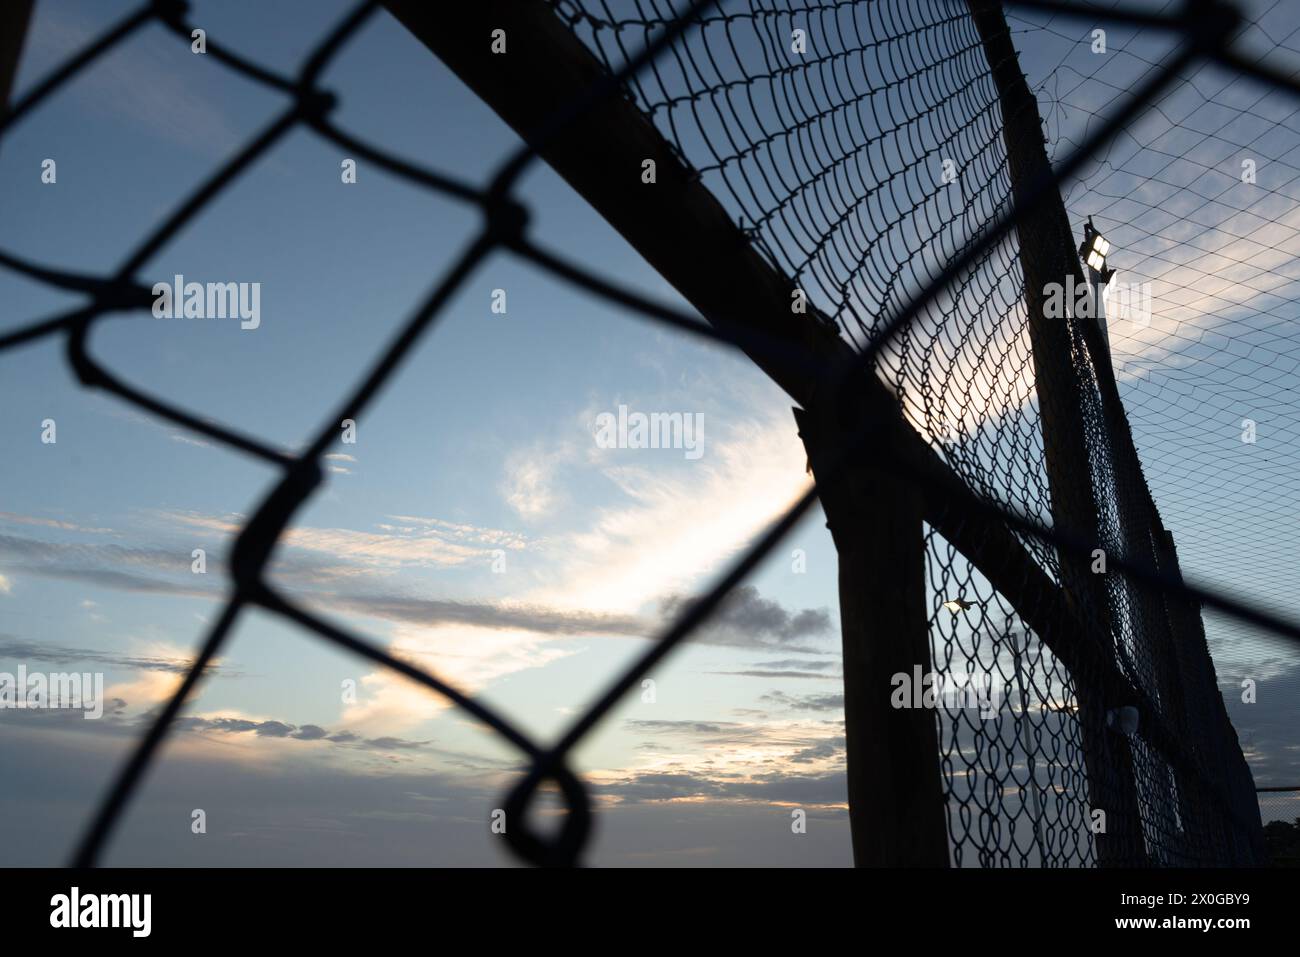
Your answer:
(1, 0), (1297, 866)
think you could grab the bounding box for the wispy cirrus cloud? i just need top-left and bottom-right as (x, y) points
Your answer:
(759, 690), (845, 713)
(161, 508), (528, 571)
(0, 512), (114, 534)
(170, 713), (433, 753)
(324, 452), (356, 475)
(0, 634), (239, 676)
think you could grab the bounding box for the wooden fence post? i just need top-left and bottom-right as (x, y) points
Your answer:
(795, 400), (950, 867)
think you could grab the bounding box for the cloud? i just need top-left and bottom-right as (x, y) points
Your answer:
(537, 406), (814, 615)
(322, 584), (831, 651)
(294, 585), (835, 741)
(0, 635), (238, 676)
(333, 623), (577, 734)
(0, 656), (455, 762)
(626, 720), (749, 735)
(0, 636), (217, 716)
(21, 565), (210, 597)
(0, 531), (215, 600)
(0, 511), (528, 601)
(104, 669), (186, 713)
(593, 771), (728, 802)
(661, 585), (833, 652)
(596, 767), (847, 808)
(327, 591), (645, 636)
(323, 453), (355, 475)
(708, 657), (843, 680)
(0, 533), (184, 570)
(759, 691), (845, 713)
(0, 513), (113, 534)
(787, 737), (846, 763)
(609, 707), (849, 811)
(170, 714), (432, 752)
(752, 658), (840, 671)
(502, 446), (570, 520)
(162, 509), (527, 572)
(708, 669), (840, 679)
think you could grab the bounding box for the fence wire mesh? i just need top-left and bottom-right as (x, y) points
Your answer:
(2, 0), (1297, 867)
(1258, 787), (1300, 865)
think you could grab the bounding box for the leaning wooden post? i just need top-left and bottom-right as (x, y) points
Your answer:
(795, 393), (950, 867)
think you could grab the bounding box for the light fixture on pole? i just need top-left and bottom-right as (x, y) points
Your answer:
(1078, 217), (1116, 357)
(1081, 219), (1113, 277)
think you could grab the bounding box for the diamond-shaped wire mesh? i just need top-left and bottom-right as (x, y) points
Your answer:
(1, 0), (1293, 866)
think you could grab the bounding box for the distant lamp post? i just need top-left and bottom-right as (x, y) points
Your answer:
(1078, 217), (1116, 357)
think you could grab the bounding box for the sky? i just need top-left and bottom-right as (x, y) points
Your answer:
(1, 0), (1297, 867)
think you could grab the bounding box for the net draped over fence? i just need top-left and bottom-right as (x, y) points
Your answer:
(2, 0), (1293, 867)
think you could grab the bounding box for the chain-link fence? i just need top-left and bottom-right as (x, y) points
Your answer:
(1258, 787), (1300, 822)
(2, 0), (1296, 867)
(1258, 788), (1300, 866)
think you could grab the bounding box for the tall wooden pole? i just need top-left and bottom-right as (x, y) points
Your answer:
(966, 0), (1149, 865)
